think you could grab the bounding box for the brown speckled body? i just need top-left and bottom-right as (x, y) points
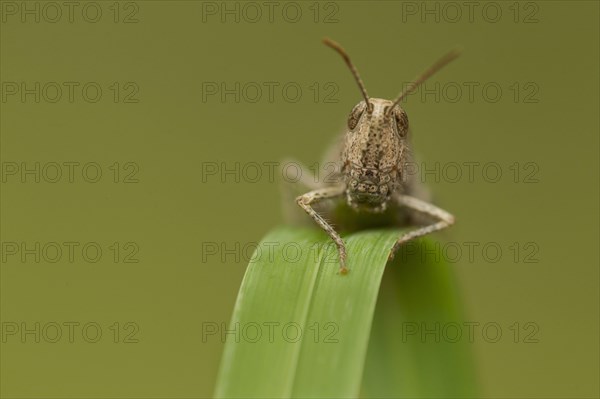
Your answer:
(292, 38), (459, 274)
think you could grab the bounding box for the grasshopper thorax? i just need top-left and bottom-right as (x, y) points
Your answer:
(342, 98), (409, 213)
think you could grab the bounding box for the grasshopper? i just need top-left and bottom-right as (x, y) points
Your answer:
(290, 38), (460, 275)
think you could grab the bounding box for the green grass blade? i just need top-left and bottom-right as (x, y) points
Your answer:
(214, 227), (324, 398)
(290, 229), (401, 398)
(214, 226), (399, 398)
(214, 226), (476, 398)
(361, 240), (478, 397)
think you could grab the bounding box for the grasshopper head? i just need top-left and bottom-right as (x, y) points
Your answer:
(342, 98), (408, 212)
(322, 38), (460, 212)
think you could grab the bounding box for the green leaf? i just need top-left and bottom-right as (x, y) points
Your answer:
(214, 226), (477, 398)
(361, 239), (478, 398)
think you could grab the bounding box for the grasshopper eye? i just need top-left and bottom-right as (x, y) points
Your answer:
(347, 102), (367, 130)
(393, 108), (409, 137)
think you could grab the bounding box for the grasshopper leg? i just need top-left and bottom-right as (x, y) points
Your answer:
(296, 185), (348, 274)
(279, 158), (324, 226)
(388, 194), (455, 261)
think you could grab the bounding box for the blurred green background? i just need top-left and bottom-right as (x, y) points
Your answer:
(0, 1), (598, 398)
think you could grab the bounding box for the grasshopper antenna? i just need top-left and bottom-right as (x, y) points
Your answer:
(386, 48), (462, 115)
(323, 37), (373, 112)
